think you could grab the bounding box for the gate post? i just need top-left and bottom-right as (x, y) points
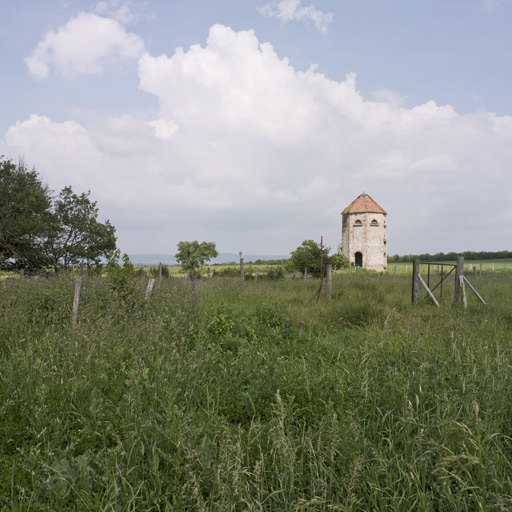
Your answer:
(454, 256), (464, 305)
(412, 259), (420, 305)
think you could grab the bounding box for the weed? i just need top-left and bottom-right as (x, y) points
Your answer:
(1, 270), (511, 509)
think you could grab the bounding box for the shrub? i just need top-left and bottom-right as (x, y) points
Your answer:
(213, 267), (239, 278)
(264, 266), (285, 280)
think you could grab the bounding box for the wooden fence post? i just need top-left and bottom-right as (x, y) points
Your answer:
(454, 256), (464, 305)
(473, 266), (477, 279)
(255, 267), (258, 280)
(412, 259), (420, 305)
(326, 264), (332, 301)
(145, 278), (155, 301)
(159, 262), (163, 281)
(72, 275), (82, 330)
(394, 266), (397, 277)
(462, 276), (487, 306)
(304, 268), (308, 280)
(240, 256), (244, 284)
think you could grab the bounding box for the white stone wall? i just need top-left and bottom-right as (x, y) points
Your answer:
(341, 212), (387, 271)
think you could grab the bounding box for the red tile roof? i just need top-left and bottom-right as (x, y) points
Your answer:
(342, 193), (387, 214)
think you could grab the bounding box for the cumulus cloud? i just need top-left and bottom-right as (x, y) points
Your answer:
(138, 25), (458, 144)
(138, 24), (321, 145)
(25, 12), (144, 79)
(258, 0), (333, 34)
(5, 24), (512, 254)
(372, 89), (408, 108)
(6, 114), (91, 157)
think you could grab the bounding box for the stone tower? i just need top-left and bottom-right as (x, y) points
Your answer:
(341, 193), (387, 271)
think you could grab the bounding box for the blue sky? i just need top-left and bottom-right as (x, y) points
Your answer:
(2, 0), (512, 257)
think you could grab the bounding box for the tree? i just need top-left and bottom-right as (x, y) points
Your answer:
(0, 157), (52, 269)
(42, 186), (116, 270)
(288, 239), (333, 277)
(175, 241), (219, 277)
(0, 156), (117, 271)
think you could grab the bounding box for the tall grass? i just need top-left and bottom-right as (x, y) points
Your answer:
(1, 271), (512, 510)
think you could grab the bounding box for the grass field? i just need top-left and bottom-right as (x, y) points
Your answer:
(385, 259), (512, 275)
(1, 268), (512, 510)
(145, 258), (512, 279)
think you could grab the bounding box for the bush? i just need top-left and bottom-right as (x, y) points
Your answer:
(148, 265), (170, 278)
(104, 250), (138, 302)
(213, 267), (239, 278)
(331, 253), (350, 270)
(264, 266), (285, 280)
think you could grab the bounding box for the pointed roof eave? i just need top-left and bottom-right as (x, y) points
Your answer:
(342, 193), (387, 215)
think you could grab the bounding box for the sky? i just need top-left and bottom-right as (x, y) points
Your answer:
(2, 0), (512, 258)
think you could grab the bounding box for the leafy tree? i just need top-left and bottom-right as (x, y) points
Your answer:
(42, 186), (116, 270)
(0, 156), (117, 271)
(288, 239), (332, 277)
(175, 241), (219, 277)
(0, 157), (52, 269)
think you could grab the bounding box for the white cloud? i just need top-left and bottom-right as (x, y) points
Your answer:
(5, 24), (512, 255)
(138, 24), (321, 145)
(258, 0), (333, 34)
(4, 114), (104, 188)
(146, 119), (178, 140)
(5, 114), (90, 156)
(372, 89), (408, 108)
(25, 12), (144, 80)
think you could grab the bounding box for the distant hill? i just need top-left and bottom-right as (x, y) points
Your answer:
(128, 253), (289, 266)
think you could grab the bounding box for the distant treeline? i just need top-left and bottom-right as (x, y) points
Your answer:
(211, 258), (290, 266)
(388, 250), (512, 263)
(247, 258), (290, 265)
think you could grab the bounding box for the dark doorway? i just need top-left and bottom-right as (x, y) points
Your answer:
(355, 252), (363, 267)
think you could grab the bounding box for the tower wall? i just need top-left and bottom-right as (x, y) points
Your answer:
(342, 211), (387, 271)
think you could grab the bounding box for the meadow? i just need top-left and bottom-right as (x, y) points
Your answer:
(1, 266), (512, 510)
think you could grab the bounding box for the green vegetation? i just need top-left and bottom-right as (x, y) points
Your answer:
(0, 157), (52, 269)
(389, 250), (512, 263)
(175, 241), (219, 278)
(385, 259), (512, 275)
(1, 268), (512, 510)
(42, 186), (116, 270)
(289, 239), (349, 277)
(0, 157), (116, 271)
(246, 257), (289, 266)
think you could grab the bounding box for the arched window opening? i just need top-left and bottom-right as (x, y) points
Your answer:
(354, 220), (362, 227)
(371, 219), (379, 226)
(355, 252), (363, 267)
